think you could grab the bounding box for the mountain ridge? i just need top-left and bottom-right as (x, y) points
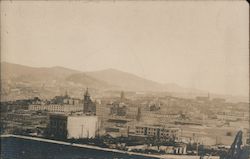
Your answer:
(0, 61), (213, 94)
(1, 62), (248, 102)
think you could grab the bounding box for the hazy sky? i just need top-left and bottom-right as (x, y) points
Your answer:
(1, 1), (249, 96)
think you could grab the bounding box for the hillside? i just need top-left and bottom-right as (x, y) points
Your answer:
(85, 68), (164, 91)
(1, 62), (80, 81)
(1, 62), (246, 102)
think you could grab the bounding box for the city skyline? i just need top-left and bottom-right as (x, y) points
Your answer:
(1, 1), (249, 96)
(1, 1), (249, 158)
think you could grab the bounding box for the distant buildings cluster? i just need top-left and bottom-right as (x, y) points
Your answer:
(43, 90), (181, 141)
(28, 89), (96, 114)
(45, 88), (98, 139)
(1, 89), (249, 156)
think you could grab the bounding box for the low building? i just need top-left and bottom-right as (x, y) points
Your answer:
(48, 114), (100, 139)
(159, 144), (187, 154)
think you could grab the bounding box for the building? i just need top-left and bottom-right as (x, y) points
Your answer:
(95, 100), (110, 118)
(147, 100), (161, 111)
(48, 113), (99, 139)
(159, 144), (187, 154)
(196, 94), (210, 102)
(3, 110), (48, 135)
(48, 114), (68, 139)
(106, 91), (138, 119)
(212, 98), (226, 103)
(29, 104), (83, 112)
(29, 94), (83, 113)
(83, 88), (96, 115)
(103, 117), (131, 137)
(51, 93), (81, 105)
(110, 102), (127, 116)
(67, 115), (99, 139)
(136, 107), (141, 121)
(134, 125), (180, 141)
(216, 111), (248, 121)
(120, 91), (125, 101)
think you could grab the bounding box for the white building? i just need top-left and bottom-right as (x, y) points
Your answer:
(48, 114), (100, 139)
(67, 115), (99, 139)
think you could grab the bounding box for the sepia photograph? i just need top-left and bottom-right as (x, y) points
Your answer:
(0, 0), (249, 159)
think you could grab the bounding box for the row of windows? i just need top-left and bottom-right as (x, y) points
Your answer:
(136, 127), (179, 131)
(135, 131), (175, 137)
(148, 132), (156, 135)
(30, 106), (82, 112)
(135, 127), (179, 136)
(136, 130), (144, 134)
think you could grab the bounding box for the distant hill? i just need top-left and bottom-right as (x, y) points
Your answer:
(1, 62), (80, 81)
(1, 62), (247, 102)
(85, 68), (164, 91)
(1, 62), (168, 93)
(65, 73), (115, 90)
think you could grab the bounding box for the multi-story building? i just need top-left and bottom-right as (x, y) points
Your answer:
(48, 114), (68, 139)
(28, 104), (83, 113)
(216, 111), (249, 121)
(95, 100), (110, 118)
(134, 125), (180, 141)
(48, 113), (100, 139)
(110, 102), (127, 116)
(28, 94), (83, 113)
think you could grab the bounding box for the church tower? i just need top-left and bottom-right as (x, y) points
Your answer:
(83, 88), (96, 115)
(136, 106), (141, 122)
(84, 88), (91, 102)
(120, 91), (125, 102)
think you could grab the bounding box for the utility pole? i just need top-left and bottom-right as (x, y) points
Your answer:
(193, 133), (199, 156)
(196, 142), (199, 156)
(81, 125), (84, 138)
(247, 110), (250, 144)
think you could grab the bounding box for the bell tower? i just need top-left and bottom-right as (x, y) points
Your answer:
(83, 88), (96, 114)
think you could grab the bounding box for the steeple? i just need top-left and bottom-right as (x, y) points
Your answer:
(83, 88), (91, 103)
(64, 90), (69, 98)
(83, 87), (96, 115)
(84, 88), (90, 97)
(136, 106), (141, 122)
(120, 91), (125, 101)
